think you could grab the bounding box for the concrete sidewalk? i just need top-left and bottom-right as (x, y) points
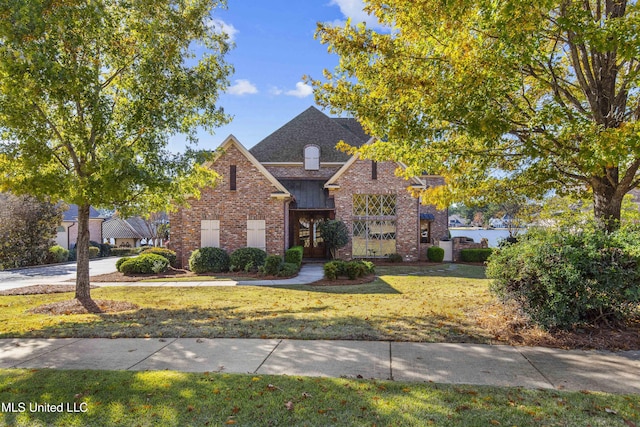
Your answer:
(1, 338), (638, 394)
(34, 264), (327, 288)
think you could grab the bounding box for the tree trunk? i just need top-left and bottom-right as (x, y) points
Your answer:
(592, 177), (624, 233)
(75, 203), (100, 312)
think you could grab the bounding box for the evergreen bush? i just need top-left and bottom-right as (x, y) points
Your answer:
(460, 248), (494, 263)
(142, 247), (177, 267)
(189, 247), (230, 273)
(427, 246), (445, 262)
(119, 253), (169, 274)
(285, 246), (303, 267)
(229, 247), (267, 272)
(47, 245), (69, 263)
(487, 223), (640, 330)
(263, 255), (283, 276)
(278, 262), (299, 277)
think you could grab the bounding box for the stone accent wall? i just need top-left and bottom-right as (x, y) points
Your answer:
(264, 165), (341, 179)
(328, 160), (422, 261)
(169, 144), (287, 268)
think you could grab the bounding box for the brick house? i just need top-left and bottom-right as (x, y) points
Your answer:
(169, 107), (448, 267)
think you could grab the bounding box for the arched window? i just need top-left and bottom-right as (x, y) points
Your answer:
(304, 145), (320, 170)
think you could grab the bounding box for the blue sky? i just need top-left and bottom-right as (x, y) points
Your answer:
(169, 0), (382, 152)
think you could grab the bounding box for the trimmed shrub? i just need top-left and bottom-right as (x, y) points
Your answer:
(345, 261), (367, 280)
(318, 219), (349, 259)
(119, 253), (169, 274)
(487, 223), (640, 330)
(90, 241), (111, 258)
(230, 247), (267, 272)
(47, 245), (69, 264)
(110, 247), (144, 257)
(278, 262), (299, 277)
(387, 253), (403, 263)
(142, 247), (177, 267)
(264, 255), (283, 276)
(88, 246), (100, 259)
(324, 260), (343, 280)
(427, 246), (445, 262)
(116, 256), (132, 272)
(189, 247), (230, 274)
(360, 260), (375, 275)
(460, 248), (494, 263)
(285, 246), (304, 267)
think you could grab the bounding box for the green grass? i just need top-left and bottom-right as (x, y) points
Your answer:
(1, 369), (638, 427)
(0, 265), (494, 341)
(139, 276), (256, 283)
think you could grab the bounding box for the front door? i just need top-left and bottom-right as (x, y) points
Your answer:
(294, 213), (327, 258)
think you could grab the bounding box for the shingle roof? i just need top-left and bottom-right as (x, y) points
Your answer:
(249, 106), (369, 163)
(61, 204), (103, 221)
(102, 217), (153, 239)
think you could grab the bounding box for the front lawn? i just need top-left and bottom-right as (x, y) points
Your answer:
(0, 369), (637, 427)
(1, 263), (638, 350)
(0, 264), (493, 343)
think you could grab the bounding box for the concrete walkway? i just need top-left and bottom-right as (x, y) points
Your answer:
(76, 264), (326, 288)
(1, 338), (638, 394)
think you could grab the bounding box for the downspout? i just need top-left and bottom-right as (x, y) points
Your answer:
(67, 222), (76, 250)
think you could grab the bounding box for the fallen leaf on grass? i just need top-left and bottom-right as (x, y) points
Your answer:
(285, 401), (294, 411)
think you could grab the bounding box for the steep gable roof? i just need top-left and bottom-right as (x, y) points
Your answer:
(249, 106), (368, 163)
(208, 135), (291, 198)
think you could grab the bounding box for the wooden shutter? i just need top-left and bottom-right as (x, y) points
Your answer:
(200, 220), (220, 248)
(246, 220), (266, 251)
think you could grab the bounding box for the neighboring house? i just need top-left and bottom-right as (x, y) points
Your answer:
(102, 216), (157, 248)
(169, 106), (448, 267)
(55, 204), (105, 249)
(448, 214), (468, 227)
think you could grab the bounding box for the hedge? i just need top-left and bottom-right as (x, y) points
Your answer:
(263, 255), (283, 276)
(141, 247), (177, 267)
(47, 245), (69, 263)
(189, 247), (230, 274)
(285, 246), (303, 267)
(427, 246), (445, 262)
(119, 253), (169, 274)
(230, 247), (267, 272)
(460, 248), (494, 263)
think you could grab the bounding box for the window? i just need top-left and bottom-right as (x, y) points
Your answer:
(371, 161), (377, 180)
(229, 165), (237, 191)
(304, 145), (320, 170)
(201, 220), (220, 248)
(247, 219), (266, 251)
(352, 194), (397, 257)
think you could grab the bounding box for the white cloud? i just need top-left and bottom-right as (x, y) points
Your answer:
(269, 86), (284, 96)
(285, 82), (313, 98)
(227, 79), (258, 96)
(329, 0), (385, 29)
(207, 17), (238, 41)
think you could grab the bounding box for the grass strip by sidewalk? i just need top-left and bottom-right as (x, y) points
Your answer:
(1, 369), (638, 427)
(0, 265), (494, 343)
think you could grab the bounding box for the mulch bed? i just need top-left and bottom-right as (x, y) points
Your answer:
(28, 299), (139, 315)
(471, 301), (640, 351)
(0, 285), (98, 296)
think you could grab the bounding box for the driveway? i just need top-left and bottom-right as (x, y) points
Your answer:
(0, 258), (119, 291)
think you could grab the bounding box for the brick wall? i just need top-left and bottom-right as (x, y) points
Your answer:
(169, 143), (287, 268)
(328, 160), (422, 261)
(452, 236), (489, 262)
(264, 165), (341, 179)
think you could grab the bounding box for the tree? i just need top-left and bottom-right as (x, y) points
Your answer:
(0, 193), (62, 270)
(311, 0), (640, 232)
(0, 1), (231, 309)
(319, 219), (349, 259)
